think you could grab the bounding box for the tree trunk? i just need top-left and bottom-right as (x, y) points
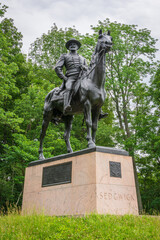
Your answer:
(132, 155), (143, 214)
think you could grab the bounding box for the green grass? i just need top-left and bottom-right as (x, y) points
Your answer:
(0, 212), (160, 240)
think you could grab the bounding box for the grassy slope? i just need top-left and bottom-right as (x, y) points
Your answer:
(0, 214), (160, 240)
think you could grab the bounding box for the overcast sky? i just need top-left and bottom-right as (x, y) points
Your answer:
(1, 0), (160, 58)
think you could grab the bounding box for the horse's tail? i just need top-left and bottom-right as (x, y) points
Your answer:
(44, 88), (57, 112)
(45, 89), (54, 102)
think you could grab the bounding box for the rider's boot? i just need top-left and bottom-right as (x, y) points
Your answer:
(63, 90), (72, 113)
(99, 109), (108, 120)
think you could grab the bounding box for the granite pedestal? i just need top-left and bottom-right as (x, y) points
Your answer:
(22, 147), (139, 215)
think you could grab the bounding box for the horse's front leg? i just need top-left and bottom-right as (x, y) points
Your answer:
(39, 111), (52, 160)
(64, 115), (73, 153)
(92, 108), (100, 143)
(84, 100), (96, 148)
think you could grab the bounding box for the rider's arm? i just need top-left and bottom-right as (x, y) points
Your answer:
(55, 54), (67, 81)
(84, 58), (88, 66)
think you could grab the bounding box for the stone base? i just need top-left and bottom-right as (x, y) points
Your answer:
(22, 146), (139, 216)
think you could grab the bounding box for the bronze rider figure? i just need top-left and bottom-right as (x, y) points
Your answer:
(55, 38), (88, 113)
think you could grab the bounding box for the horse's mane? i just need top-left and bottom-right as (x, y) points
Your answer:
(89, 40), (100, 68)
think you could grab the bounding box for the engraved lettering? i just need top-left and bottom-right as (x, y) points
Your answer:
(97, 192), (135, 202)
(126, 194), (131, 201)
(114, 193), (118, 200)
(100, 192), (103, 199)
(104, 192), (107, 200)
(108, 193), (112, 200)
(118, 194), (123, 200)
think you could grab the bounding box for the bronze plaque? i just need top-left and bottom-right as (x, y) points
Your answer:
(42, 162), (72, 187)
(109, 161), (121, 178)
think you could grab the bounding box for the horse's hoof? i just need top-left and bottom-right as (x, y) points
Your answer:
(67, 149), (73, 153)
(39, 153), (45, 160)
(88, 141), (96, 148)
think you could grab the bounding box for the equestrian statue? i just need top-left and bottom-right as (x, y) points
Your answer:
(39, 29), (112, 160)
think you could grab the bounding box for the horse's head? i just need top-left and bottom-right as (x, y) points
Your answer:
(97, 29), (112, 53)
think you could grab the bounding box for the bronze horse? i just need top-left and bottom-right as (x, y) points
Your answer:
(39, 30), (112, 160)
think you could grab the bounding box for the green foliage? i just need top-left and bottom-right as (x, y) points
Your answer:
(150, 65), (160, 108)
(0, 6), (34, 209)
(96, 97), (115, 147)
(134, 66), (160, 214)
(0, 3), (7, 17)
(0, 213), (160, 239)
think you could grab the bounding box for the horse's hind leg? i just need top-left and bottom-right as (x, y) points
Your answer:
(39, 111), (52, 160)
(92, 108), (100, 143)
(84, 100), (96, 148)
(64, 115), (73, 153)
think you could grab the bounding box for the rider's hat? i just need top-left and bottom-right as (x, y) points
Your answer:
(65, 38), (81, 49)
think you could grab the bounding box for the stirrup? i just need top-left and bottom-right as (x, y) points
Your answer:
(99, 112), (108, 120)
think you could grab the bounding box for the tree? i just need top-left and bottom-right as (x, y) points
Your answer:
(0, 4), (24, 151)
(0, 4), (33, 209)
(136, 67), (160, 213)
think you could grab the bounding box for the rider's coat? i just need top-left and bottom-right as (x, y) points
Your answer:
(55, 53), (88, 90)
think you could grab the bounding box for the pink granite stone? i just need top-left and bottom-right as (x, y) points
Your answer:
(22, 149), (139, 215)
